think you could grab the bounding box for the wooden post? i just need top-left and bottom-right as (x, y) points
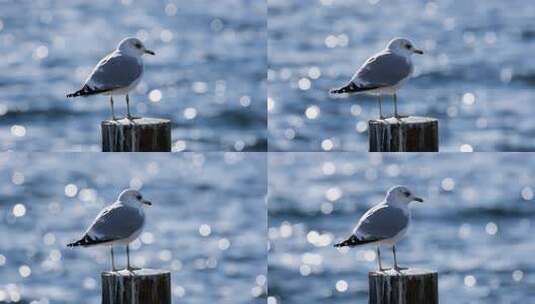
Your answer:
(368, 268), (438, 304)
(101, 268), (171, 304)
(101, 118), (172, 152)
(368, 117), (438, 152)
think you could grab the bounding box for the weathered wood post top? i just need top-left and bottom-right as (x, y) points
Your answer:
(368, 116), (439, 152)
(369, 268), (438, 304)
(101, 117), (172, 152)
(101, 268), (171, 304)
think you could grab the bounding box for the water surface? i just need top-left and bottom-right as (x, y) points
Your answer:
(0, 0), (267, 151)
(0, 153), (266, 303)
(268, 0), (535, 151)
(269, 153), (535, 303)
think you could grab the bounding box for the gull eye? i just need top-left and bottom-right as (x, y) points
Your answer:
(404, 191), (410, 197)
(136, 194), (142, 200)
(134, 43), (142, 48)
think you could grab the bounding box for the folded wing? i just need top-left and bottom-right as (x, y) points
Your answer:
(351, 51), (412, 89)
(68, 203), (144, 247)
(353, 204), (408, 242)
(84, 51), (143, 92)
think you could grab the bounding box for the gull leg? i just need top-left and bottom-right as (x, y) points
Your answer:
(110, 96), (117, 120)
(126, 245), (140, 272)
(377, 246), (385, 272)
(110, 247), (116, 271)
(393, 94), (399, 118)
(126, 94), (132, 120)
(377, 95), (385, 119)
(126, 245), (131, 270)
(126, 94), (140, 120)
(393, 94), (407, 119)
(393, 246), (407, 272)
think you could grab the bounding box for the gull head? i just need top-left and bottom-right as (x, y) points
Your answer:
(117, 37), (156, 57)
(386, 185), (424, 205)
(118, 189), (152, 207)
(386, 38), (424, 57)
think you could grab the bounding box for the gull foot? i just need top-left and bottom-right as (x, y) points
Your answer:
(394, 266), (408, 272)
(127, 115), (142, 121)
(124, 267), (141, 275)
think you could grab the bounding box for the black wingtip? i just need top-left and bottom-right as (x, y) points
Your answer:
(66, 235), (95, 247)
(329, 88), (344, 95)
(333, 235), (355, 248)
(67, 235), (115, 248)
(330, 82), (382, 95)
(330, 82), (358, 95)
(333, 234), (376, 248)
(66, 89), (84, 98)
(66, 240), (81, 247)
(66, 85), (111, 98)
(329, 88), (340, 95)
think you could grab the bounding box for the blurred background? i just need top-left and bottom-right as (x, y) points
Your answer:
(268, 153), (535, 303)
(268, 0), (535, 152)
(0, 0), (266, 151)
(0, 153), (266, 304)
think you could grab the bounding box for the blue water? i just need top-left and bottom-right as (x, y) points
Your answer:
(268, 0), (535, 152)
(0, 153), (266, 304)
(0, 0), (266, 151)
(268, 153), (535, 303)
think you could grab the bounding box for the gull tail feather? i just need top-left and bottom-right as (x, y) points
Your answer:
(330, 82), (380, 95)
(67, 235), (113, 247)
(334, 235), (379, 247)
(66, 85), (111, 98)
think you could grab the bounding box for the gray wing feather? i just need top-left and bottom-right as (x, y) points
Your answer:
(353, 204), (408, 240)
(351, 51), (412, 87)
(85, 203), (144, 241)
(85, 51), (142, 90)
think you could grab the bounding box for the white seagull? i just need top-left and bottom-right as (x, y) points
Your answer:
(67, 189), (152, 271)
(330, 38), (423, 119)
(66, 37), (155, 120)
(334, 185), (423, 271)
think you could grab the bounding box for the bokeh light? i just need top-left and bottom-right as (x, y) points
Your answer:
(269, 153), (535, 303)
(0, 153), (266, 303)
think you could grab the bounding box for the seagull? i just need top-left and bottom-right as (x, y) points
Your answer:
(66, 37), (155, 120)
(330, 38), (423, 119)
(334, 185), (423, 272)
(67, 189), (152, 271)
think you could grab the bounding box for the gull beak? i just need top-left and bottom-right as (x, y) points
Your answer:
(142, 200), (152, 206)
(413, 49), (424, 55)
(413, 197), (424, 203)
(144, 49), (155, 55)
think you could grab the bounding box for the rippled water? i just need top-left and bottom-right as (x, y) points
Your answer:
(0, 153), (266, 304)
(268, 153), (535, 303)
(268, 0), (535, 152)
(0, 0), (266, 151)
